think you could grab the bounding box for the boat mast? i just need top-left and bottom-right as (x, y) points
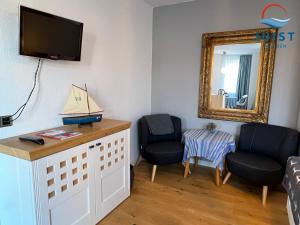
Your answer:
(85, 84), (91, 115)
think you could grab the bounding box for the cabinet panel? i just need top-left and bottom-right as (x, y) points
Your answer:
(50, 188), (90, 225)
(93, 129), (130, 222)
(34, 144), (93, 225)
(102, 167), (125, 199)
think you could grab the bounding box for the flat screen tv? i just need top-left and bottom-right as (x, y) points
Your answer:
(20, 6), (83, 61)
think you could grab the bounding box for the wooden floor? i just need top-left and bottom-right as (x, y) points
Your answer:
(99, 161), (289, 225)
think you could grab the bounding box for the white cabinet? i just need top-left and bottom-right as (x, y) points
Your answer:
(0, 129), (130, 225)
(92, 130), (130, 223)
(33, 143), (93, 225)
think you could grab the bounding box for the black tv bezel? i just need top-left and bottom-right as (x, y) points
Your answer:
(19, 6), (84, 61)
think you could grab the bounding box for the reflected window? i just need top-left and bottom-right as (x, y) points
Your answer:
(211, 43), (261, 110)
(221, 55), (240, 94)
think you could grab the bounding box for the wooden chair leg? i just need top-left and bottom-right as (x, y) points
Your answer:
(215, 168), (221, 187)
(262, 186), (268, 206)
(151, 165), (157, 182)
(184, 161), (190, 178)
(224, 159), (229, 174)
(223, 172), (232, 184)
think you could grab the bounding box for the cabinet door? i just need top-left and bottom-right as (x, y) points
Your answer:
(33, 144), (93, 225)
(93, 129), (130, 222)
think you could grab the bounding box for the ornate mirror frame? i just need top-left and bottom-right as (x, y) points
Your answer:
(198, 28), (277, 123)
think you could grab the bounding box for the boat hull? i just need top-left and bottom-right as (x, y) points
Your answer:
(62, 114), (102, 125)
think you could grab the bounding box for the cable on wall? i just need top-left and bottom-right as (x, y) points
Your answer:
(12, 58), (42, 122)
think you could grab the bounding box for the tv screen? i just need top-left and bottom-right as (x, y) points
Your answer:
(20, 6), (83, 61)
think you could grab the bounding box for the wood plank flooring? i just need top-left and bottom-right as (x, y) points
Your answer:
(99, 161), (289, 225)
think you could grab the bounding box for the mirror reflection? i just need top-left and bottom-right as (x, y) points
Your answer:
(210, 43), (261, 111)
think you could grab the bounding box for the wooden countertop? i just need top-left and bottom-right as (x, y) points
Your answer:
(0, 119), (131, 161)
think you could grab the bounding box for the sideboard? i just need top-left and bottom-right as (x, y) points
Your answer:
(0, 119), (131, 225)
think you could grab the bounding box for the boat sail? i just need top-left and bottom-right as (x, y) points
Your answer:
(61, 85), (103, 125)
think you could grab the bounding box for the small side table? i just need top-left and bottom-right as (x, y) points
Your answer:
(182, 129), (236, 186)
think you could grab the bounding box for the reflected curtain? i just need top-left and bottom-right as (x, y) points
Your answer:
(236, 55), (252, 101)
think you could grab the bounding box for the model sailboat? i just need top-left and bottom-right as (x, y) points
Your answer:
(61, 84), (103, 126)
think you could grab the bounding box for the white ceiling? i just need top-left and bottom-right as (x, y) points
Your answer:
(144, 0), (195, 7)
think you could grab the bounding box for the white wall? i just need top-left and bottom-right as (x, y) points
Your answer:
(0, 0), (153, 164)
(152, 0), (300, 135)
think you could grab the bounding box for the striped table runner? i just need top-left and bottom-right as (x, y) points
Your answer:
(182, 129), (236, 170)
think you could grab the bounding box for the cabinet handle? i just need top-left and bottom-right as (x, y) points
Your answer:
(89, 145), (95, 149)
(96, 143), (101, 146)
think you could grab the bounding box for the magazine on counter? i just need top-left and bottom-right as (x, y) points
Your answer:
(37, 130), (82, 140)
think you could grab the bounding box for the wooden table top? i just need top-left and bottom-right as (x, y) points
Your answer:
(0, 119), (131, 161)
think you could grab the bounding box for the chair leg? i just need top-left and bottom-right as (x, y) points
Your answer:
(223, 172), (232, 184)
(184, 161), (190, 178)
(194, 157), (198, 168)
(215, 168), (221, 187)
(262, 186), (268, 206)
(151, 165), (157, 182)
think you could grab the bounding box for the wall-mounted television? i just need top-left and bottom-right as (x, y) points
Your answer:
(20, 6), (83, 61)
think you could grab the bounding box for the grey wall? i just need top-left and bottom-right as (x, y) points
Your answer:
(152, 0), (300, 135)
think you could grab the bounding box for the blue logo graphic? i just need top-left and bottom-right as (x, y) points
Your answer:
(260, 3), (291, 28)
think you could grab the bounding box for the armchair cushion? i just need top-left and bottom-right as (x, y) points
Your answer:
(144, 141), (184, 165)
(144, 114), (174, 135)
(238, 123), (299, 167)
(138, 116), (182, 158)
(226, 152), (283, 185)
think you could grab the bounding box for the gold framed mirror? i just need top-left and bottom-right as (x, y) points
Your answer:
(198, 28), (277, 123)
